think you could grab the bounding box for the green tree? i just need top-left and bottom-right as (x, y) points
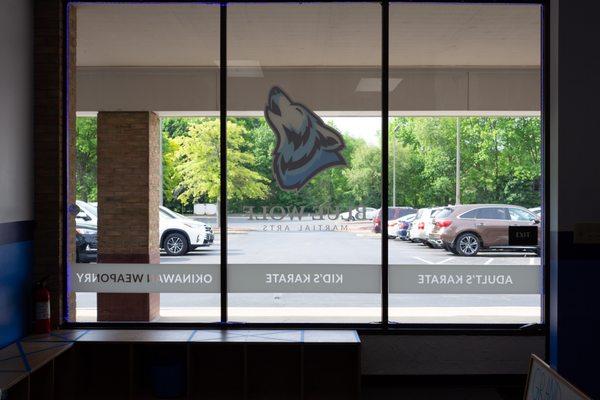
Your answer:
(389, 116), (541, 209)
(75, 117), (97, 202)
(227, 118), (276, 211)
(161, 131), (183, 210)
(459, 117), (541, 207)
(162, 117), (192, 138)
(74, 114), (541, 214)
(390, 117), (456, 207)
(345, 141), (381, 207)
(174, 119), (269, 205)
(227, 118), (366, 212)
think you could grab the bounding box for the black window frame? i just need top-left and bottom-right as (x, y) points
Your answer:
(62, 0), (549, 336)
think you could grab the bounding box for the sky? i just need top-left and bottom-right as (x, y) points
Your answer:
(326, 117), (381, 147)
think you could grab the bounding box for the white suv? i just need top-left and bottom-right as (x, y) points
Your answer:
(75, 201), (214, 256)
(159, 206), (214, 256)
(409, 207), (442, 245)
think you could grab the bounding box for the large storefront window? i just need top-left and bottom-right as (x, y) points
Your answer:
(387, 3), (543, 323)
(226, 2), (382, 323)
(66, 1), (543, 325)
(70, 4), (221, 322)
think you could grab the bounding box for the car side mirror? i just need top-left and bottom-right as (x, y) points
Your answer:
(533, 219), (540, 224)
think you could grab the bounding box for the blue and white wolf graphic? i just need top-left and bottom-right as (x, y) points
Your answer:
(264, 86), (347, 191)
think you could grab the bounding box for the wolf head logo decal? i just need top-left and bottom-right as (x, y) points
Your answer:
(265, 86), (347, 191)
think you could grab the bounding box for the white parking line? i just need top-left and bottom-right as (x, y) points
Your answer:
(437, 257), (453, 264)
(413, 256), (434, 265)
(484, 258), (494, 265)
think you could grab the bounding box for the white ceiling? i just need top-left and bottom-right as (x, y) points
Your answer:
(76, 3), (541, 68)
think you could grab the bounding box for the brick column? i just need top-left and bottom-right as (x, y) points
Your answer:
(34, 0), (77, 326)
(96, 112), (160, 321)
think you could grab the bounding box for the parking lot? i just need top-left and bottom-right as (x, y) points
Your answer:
(159, 217), (540, 266)
(76, 219), (541, 324)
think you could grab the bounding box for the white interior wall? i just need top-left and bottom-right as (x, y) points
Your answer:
(0, 0), (33, 223)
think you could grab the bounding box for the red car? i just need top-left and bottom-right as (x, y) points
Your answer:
(373, 207), (416, 234)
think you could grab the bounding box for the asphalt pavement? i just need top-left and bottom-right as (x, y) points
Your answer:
(160, 218), (540, 265)
(74, 219), (542, 324)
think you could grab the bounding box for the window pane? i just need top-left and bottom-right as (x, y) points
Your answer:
(435, 207), (454, 219)
(509, 208), (536, 221)
(388, 3), (542, 324)
(70, 4), (220, 322)
(477, 208), (508, 220)
(460, 209), (478, 219)
(227, 2), (382, 323)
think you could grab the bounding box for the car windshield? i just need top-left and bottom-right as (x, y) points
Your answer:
(477, 207), (507, 220)
(159, 209), (176, 219)
(434, 207), (454, 218)
(400, 213), (416, 221)
(78, 201), (98, 218)
(160, 206), (188, 220)
(509, 208), (537, 221)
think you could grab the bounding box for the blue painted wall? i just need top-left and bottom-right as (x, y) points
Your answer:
(0, 241), (33, 348)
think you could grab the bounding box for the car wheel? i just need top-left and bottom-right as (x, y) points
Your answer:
(455, 232), (480, 256)
(164, 233), (188, 256)
(424, 241), (435, 248)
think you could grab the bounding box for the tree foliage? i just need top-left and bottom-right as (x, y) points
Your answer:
(76, 115), (541, 213)
(389, 116), (541, 208)
(172, 118), (269, 205)
(75, 117), (97, 202)
(161, 131), (182, 210)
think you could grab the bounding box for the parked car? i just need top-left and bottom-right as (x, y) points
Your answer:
(394, 213), (417, 240)
(340, 207), (378, 221)
(409, 207), (442, 245)
(373, 207), (417, 233)
(529, 206), (541, 217)
(76, 200), (97, 223)
(428, 204), (540, 256)
(388, 218), (400, 239)
(423, 207), (445, 248)
(75, 221), (97, 263)
(75, 201), (214, 256)
(159, 206), (214, 255)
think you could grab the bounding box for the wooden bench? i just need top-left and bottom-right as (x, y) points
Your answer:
(1, 329), (360, 399)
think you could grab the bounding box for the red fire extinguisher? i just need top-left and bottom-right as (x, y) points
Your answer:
(34, 277), (51, 334)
